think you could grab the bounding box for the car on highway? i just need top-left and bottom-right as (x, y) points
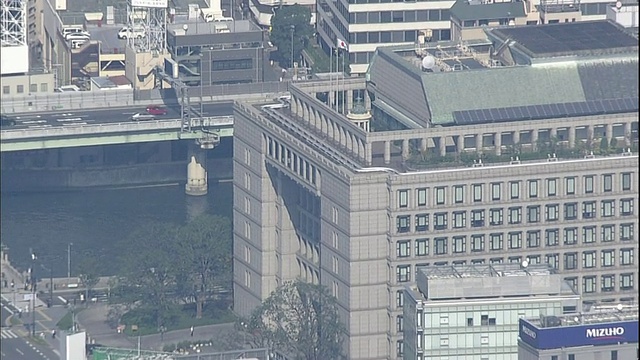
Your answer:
(146, 105), (168, 116)
(1, 114), (16, 128)
(130, 113), (156, 121)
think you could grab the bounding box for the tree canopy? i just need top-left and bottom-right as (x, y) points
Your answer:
(270, 5), (314, 68)
(117, 215), (232, 326)
(241, 280), (346, 360)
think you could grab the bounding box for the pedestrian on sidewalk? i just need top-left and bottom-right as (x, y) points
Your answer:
(190, 326), (194, 337)
(52, 329), (56, 339)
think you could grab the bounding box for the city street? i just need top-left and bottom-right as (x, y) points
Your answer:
(1, 300), (59, 360)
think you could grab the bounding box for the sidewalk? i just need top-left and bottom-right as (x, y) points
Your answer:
(75, 303), (234, 350)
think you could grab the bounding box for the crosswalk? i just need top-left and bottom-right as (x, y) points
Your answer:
(1, 329), (18, 339)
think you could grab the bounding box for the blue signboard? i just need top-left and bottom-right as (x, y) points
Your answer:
(519, 319), (639, 350)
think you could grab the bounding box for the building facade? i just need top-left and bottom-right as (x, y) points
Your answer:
(232, 21), (638, 360)
(166, 20), (265, 86)
(403, 264), (581, 360)
(518, 304), (638, 360)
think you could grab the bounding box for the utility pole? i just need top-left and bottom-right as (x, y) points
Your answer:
(30, 252), (37, 337)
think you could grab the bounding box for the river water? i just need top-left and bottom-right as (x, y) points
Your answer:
(0, 181), (233, 277)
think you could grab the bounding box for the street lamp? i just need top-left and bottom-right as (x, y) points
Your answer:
(30, 252), (37, 337)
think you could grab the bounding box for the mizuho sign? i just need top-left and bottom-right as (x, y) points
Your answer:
(586, 327), (625, 338)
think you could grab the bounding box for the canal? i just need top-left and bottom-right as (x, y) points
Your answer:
(0, 181), (233, 277)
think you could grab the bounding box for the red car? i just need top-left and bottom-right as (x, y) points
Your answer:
(146, 105), (168, 116)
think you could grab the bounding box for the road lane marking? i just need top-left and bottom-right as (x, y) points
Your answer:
(62, 122), (88, 125)
(16, 348), (24, 355)
(1, 329), (18, 339)
(28, 125), (53, 128)
(56, 117), (83, 122)
(14, 115), (42, 119)
(21, 120), (48, 124)
(57, 296), (68, 305)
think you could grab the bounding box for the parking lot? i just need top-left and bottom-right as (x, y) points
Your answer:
(87, 25), (124, 53)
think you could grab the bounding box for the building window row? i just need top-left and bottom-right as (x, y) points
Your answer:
(348, 9), (451, 25)
(395, 174), (633, 209)
(581, 273), (635, 293)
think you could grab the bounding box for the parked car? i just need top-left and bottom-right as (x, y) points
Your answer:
(131, 113), (156, 121)
(65, 32), (90, 41)
(1, 114), (16, 128)
(117, 26), (145, 40)
(146, 105), (168, 116)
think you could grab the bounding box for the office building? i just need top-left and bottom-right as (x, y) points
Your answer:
(232, 20), (638, 360)
(166, 20), (266, 86)
(518, 304), (638, 360)
(403, 264), (581, 360)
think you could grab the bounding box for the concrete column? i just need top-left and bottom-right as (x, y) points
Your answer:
(475, 133), (482, 150)
(531, 129), (538, 150)
(586, 125), (594, 147)
(185, 142), (207, 196)
(457, 135), (464, 153)
(550, 127), (557, 141)
(494, 132), (502, 156)
(439, 136), (446, 156)
(568, 126), (575, 148)
(365, 143), (372, 165)
(420, 138), (428, 152)
(346, 90), (353, 114)
(364, 91), (371, 110)
(402, 139), (409, 160)
(384, 141), (391, 164)
(624, 122), (632, 146)
(606, 123), (613, 145)
(513, 130), (520, 145)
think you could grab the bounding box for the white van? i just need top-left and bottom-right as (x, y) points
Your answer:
(117, 26), (145, 40)
(66, 32), (90, 41)
(62, 26), (85, 36)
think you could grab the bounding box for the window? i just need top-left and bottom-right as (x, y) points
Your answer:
(396, 341), (403, 357)
(16, 85), (24, 93)
(415, 214), (429, 231)
(489, 208), (503, 225)
(582, 201), (596, 219)
(508, 232), (522, 249)
(565, 177), (576, 195)
(245, 148), (251, 165)
(489, 233), (503, 251)
(583, 251), (596, 268)
(564, 252), (578, 270)
(40, 83), (48, 92)
(2, 85), (9, 94)
(620, 273), (634, 290)
(472, 184), (483, 202)
(452, 211), (466, 229)
(398, 190), (408, 208)
(471, 235), (484, 252)
(396, 290), (404, 307)
(546, 253), (559, 269)
(509, 181), (520, 199)
(434, 212), (447, 230)
(620, 223), (634, 241)
(396, 315), (403, 332)
(508, 256), (522, 264)
(529, 255), (542, 265)
(244, 172), (251, 190)
(526, 231), (540, 248)
(546, 204), (559, 221)
(528, 180), (538, 198)
(471, 210), (484, 227)
(603, 174), (613, 192)
(621, 173), (631, 191)
(453, 185), (465, 204)
(508, 207), (521, 224)
(568, 354), (575, 360)
(491, 183), (501, 200)
(396, 216), (410, 233)
(564, 202), (578, 220)
(611, 350), (618, 360)
(583, 226), (596, 243)
(527, 206), (540, 223)
(244, 197), (251, 214)
(397, 240), (410, 258)
(434, 237), (448, 255)
(29, 83), (37, 93)
(583, 276), (596, 293)
(417, 188), (427, 206)
(453, 236), (466, 253)
(601, 225), (615, 242)
(415, 238), (429, 256)
(546, 178), (557, 196)
(601, 275), (615, 292)
(212, 58), (253, 71)
(621, 198), (634, 216)
(544, 229), (560, 246)
(620, 248), (634, 266)
(584, 175), (594, 193)
(564, 227), (578, 245)
(601, 200), (615, 217)
(396, 265), (410, 282)
(601, 249), (615, 267)
(435, 187), (445, 205)
(490, 257), (503, 264)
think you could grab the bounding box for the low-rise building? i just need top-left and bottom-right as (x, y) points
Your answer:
(403, 264), (581, 360)
(518, 304), (638, 360)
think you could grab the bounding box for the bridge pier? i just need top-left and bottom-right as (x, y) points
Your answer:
(185, 143), (208, 196)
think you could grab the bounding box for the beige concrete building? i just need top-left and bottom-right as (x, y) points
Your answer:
(232, 20), (638, 360)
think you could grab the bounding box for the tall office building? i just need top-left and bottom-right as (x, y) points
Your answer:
(232, 21), (638, 359)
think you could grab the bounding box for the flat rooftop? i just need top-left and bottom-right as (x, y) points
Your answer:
(524, 305), (639, 329)
(167, 20), (257, 36)
(420, 263), (554, 279)
(490, 20), (639, 58)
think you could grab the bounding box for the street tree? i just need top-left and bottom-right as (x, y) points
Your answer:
(270, 5), (314, 68)
(77, 256), (99, 304)
(244, 280), (345, 360)
(118, 222), (180, 328)
(175, 214), (232, 319)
